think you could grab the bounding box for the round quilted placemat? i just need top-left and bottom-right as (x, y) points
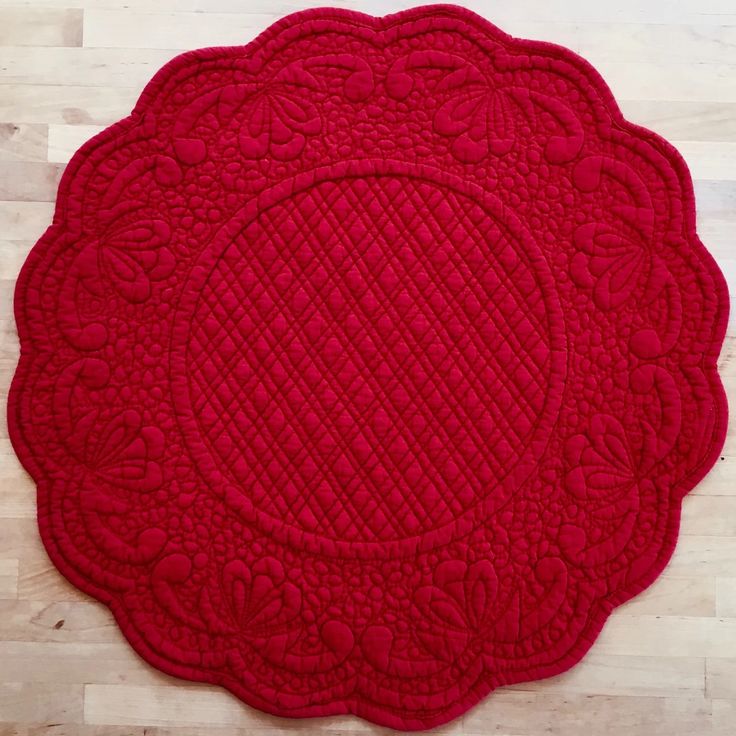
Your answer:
(9, 5), (729, 730)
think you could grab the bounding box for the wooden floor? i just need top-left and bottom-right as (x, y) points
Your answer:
(0, 1), (735, 734)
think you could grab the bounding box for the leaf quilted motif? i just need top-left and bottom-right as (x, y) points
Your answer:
(8, 5), (729, 730)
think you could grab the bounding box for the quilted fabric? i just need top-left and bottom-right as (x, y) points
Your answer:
(9, 5), (729, 730)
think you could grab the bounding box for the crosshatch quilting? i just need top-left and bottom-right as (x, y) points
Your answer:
(8, 5), (729, 730)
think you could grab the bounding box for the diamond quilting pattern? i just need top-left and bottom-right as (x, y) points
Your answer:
(8, 5), (728, 731)
(186, 173), (556, 544)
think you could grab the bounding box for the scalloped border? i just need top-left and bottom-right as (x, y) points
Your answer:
(7, 4), (729, 731)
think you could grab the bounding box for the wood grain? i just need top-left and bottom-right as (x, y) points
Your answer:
(0, 2), (733, 734)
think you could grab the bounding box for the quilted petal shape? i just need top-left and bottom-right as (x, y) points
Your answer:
(8, 5), (728, 730)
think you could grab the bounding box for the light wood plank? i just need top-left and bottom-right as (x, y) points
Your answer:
(671, 141), (736, 181)
(0, 600), (118, 643)
(621, 100), (736, 142)
(0, 162), (63, 202)
(0, 726), (278, 736)
(0, 557), (19, 598)
(716, 578), (736, 617)
(0, 727), (314, 736)
(0, 640), (176, 687)
(619, 576), (715, 617)
(375, 0), (736, 25)
(507, 654), (705, 697)
(707, 657), (736, 699)
(666, 536), (736, 578)
(0, 47), (180, 88)
(0, 85), (137, 125)
(82, 683), (374, 732)
(693, 459), (736, 496)
(0, 480), (34, 518)
(0, 123), (47, 163)
(681, 496), (736, 537)
(0, 8), (83, 48)
(717, 335), (735, 376)
(0, 201), (53, 241)
(713, 698), (736, 736)
(509, 22), (736, 64)
(0, 518), (47, 557)
(17, 558), (94, 603)
(462, 691), (712, 736)
(47, 124), (105, 164)
(83, 10), (274, 50)
(0, 240), (34, 280)
(0, 0), (735, 24)
(596, 615), (736, 658)
(0, 681), (84, 723)
(591, 60), (736, 103)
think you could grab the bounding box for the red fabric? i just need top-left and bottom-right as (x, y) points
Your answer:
(9, 5), (728, 730)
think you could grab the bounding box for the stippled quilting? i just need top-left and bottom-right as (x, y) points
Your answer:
(8, 5), (729, 730)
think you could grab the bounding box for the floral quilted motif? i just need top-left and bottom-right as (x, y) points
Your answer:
(8, 5), (728, 731)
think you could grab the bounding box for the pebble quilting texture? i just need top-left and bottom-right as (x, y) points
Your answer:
(8, 4), (730, 730)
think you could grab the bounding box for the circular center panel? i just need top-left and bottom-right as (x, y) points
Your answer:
(173, 163), (565, 552)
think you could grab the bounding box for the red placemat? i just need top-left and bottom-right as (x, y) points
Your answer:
(9, 5), (728, 730)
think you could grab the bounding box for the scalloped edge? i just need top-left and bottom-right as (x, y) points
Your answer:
(8, 4), (729, 731)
